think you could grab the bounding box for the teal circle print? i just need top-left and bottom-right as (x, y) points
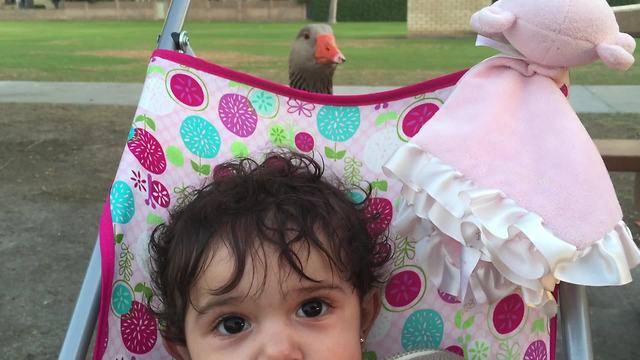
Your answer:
(401, 309), (444, 351)
(317, 105), (360, 142)
(110, 180), (135, 224)
(180, 115), (221, 159)
(111, 281), (133, 316)
(249, 89), (279, 118)
(127, 127), (135, 141)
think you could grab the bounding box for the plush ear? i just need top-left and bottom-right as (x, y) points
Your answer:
(470, 5), (516, 35)
(616, 32), (637, 54)
(597, 41), (635, 70)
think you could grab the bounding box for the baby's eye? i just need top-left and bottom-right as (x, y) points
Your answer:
(296, 299), (329, 318)
(215, 315), (251, 336)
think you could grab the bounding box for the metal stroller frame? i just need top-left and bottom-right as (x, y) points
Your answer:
(58, 1), (595, 358)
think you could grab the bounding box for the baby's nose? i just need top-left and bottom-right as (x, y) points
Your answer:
(258, 325), (303, 360)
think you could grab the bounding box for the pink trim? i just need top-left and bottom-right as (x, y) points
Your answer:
(152, 49), (467, 106)
(94, 196), (115, 360)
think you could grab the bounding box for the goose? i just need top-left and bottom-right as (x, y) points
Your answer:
(288, 24), (346, 94)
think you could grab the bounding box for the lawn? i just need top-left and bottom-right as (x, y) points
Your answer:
(0, 20), (638, 85)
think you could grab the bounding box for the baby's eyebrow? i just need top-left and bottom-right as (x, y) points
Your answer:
(291, 283), (346, 294)
(196, 294), (245, 315)
(195, 283), (346, 316)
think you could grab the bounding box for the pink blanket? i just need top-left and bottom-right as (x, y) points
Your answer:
(384, 55), (640, 310)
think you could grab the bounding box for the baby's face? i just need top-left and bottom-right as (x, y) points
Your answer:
(174, 243), (375, 360)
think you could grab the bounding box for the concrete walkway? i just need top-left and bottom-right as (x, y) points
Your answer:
(0, 81), (639, 113)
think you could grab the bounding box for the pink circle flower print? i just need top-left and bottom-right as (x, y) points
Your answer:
(364, 197), (393, 237)
(120, 301), (158, 354)
(398, 99), (442, 141)
(294, 132), (315, 152)
(127, 128), (167, 175)
(218, 93), (259, 138)
(489, 293), (527, 339)
(150, 179), (170, 209)
(524, 340), (548, 360)
(383, 265), (426, 312)
(167, 70), (208, 111)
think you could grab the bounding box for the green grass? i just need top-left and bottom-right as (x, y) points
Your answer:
(0, 21), (638, 85)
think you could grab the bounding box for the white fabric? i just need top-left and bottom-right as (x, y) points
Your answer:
(383, 143), (640, 311)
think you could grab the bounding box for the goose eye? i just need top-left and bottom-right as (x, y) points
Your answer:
(304, 32), (310, 40)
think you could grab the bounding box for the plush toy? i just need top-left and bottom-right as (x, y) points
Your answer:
(471, 0), (636, 70)
(383, 0), (640, 312)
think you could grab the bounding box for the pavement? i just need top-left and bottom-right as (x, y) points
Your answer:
(1, 81), (640, 113)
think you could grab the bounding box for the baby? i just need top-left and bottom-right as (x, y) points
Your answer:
(149, 151), (389, 359)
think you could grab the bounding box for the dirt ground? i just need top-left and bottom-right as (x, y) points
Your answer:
(1, 104), (640, 359)
(0, 104), (136, 359)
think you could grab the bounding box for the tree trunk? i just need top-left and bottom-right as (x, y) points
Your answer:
(328, 0), (337, 24)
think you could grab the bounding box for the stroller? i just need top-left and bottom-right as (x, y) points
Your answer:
(59, 1), (611, 359)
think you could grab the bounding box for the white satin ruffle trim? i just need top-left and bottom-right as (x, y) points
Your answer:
(383, 143), (640, 311)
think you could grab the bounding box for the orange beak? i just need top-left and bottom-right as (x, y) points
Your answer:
(315, 34), (346, 65)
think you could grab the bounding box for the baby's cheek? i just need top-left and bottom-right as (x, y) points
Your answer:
(309, 333), (361, 360)
(305, 310), (362, 359)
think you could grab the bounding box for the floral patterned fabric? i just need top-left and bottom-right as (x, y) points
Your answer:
(96, 49), (555, 360)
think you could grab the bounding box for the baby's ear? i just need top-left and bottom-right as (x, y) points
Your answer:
(597, 34), (636, 71)
(163, 337), (191, 360)
(470, 5), (516, 35)
(360, 288), (382, 338)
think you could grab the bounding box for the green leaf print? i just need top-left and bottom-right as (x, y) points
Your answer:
(334, 150), (346, 160)
(532, 318), (545, 333)
(115, 233), (124, 244)
(325, 146), (336, 160)
(371, 180), (388, 192)
(343, 156), (363, 186)
(496, 339), (521, 360)
(190, 159), (211, 176)
(455, 310), (463, 329)
(174, 185), (196, 208)
(199, 164), (211, 175)
(463, 315), (475, 329)
(392, 236), (416, 267)
(134, 114), (156, 131)
(374, 111), (398, 126)
(190, 159), (200, 172)
(118, 242), (134, 282)
(134, 282), (154, 304)
(147, 213), (164, 225)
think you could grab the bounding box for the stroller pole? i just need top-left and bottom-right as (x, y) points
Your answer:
(58, 240), (102, 360)
(560, 282), (594, 360)
(157, 0), (195, 55)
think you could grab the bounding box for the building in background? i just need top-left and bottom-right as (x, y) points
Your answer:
(407, 0), (490, 37)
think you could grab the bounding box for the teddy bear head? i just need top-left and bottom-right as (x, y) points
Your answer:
(470, 0), (636, 70)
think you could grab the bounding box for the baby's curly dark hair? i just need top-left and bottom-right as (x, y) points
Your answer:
(149, 151), (391, 345)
